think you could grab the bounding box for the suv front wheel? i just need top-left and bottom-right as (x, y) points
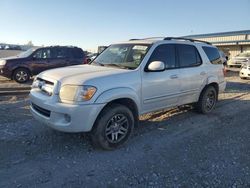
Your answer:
(195, 86), (217, 114)
(13, 68), (30, 83)
(91, 104), (134, 150)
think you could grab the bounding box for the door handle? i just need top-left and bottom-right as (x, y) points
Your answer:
(170, 75), (178, 79)
(200, 71), (206, 76)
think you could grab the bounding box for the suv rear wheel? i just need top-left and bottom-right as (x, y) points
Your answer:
(13, 68), (30, 83)
(91, 104), (134, 150)
(195, 86), (217, 114)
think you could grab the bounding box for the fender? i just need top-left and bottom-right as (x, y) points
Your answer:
(206, 75), (219, 85)
(94, 87), (141, 111)
(199, 75), (219, 91)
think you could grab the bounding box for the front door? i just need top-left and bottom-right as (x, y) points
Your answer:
(141, 44), (180, 114)
(29, 48), (53, 75)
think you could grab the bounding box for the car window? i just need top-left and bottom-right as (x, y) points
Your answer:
(93, 44), (150, 69)
(177, 44), (202, 68)
(71, 48), (84, 58)
(33, 49), (52, 59)
(54, 48), (68, 58)
(148, 44), (176, 69)
(202, 46), (222, 64)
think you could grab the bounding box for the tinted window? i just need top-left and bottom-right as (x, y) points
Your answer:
(177, 44), (202, 67)
(149, 44), (176, 69)
(54, 48), (68, 58)
(33, 49), (52, 59)
(71, 48), (84, 58)
(202, 46), (222, 64)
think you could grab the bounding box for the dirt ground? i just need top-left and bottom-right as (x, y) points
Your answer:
(0, 72), (250, 187)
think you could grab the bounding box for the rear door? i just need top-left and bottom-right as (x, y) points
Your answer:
(68, 48), (85, 65)
(176, 44), (206, 104)
(141, 44), (181, 113)
(51, 47), (70, 68)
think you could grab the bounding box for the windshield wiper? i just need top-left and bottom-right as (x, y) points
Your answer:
(104, 63), (133, 70)
(92, 61), (104, 66)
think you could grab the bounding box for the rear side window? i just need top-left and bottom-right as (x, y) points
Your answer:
(149, 44), (176, 69)
(70, 48), (85, 58)
(202, 46), (222, 64)
(54, 48), (69, 58)
(177, 44), (202, 68)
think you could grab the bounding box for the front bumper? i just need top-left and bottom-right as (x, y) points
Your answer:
(29, 90), (106, 133)
(0, 66), (12, 79)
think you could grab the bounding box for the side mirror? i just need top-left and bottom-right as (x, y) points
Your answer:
(146, 61), (165, 72)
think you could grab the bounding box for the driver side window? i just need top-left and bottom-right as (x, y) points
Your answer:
(149, 44), (176, 69)
(33, 49), (51, 59)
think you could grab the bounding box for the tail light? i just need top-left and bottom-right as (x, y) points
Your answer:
(83, 57), (88, 64)
(222, 67), (227, 76)
(83, 57), (91, 64)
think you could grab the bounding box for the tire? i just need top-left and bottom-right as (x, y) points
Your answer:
(195, 86), (217, 114)
(13, 68), (30, 83)
(91, 104), (134, 150)
(240, 77), (246, 80)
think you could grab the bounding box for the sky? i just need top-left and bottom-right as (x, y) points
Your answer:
(0, 0), (250, 51)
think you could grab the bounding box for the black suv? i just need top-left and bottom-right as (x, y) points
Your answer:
(0, 46), (86, 83)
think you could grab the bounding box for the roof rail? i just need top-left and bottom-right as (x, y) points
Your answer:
(129, 37), (212, 45)
(129, 37), (164, 41)
(143, 37), (165, 40)
(164, 37), (211, 45)
(129, 39), (141, 41)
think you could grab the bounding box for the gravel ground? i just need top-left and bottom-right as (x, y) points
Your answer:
(0, 72), (250, 187)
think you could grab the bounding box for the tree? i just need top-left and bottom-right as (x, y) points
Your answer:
(27, 41), (34, 46)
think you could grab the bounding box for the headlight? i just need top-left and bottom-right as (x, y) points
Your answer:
(31, 76), (39, 88)
(0, 60), (6, 66)
(59, 85), (97, 102)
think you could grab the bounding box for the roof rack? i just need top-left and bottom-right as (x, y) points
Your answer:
(164, 37), (211, 45)
(129, 37), (164, 41)
(129, 39), (141, 41)
(129, 37), (212, 45)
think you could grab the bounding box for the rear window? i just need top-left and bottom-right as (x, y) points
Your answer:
(202, 46), (222, 64)
(70, 48), (85, 58)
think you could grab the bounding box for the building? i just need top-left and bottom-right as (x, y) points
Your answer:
(185, 30), (250, 58)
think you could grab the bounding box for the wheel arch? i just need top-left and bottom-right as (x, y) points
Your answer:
(94, 97), (139, 128)
(11, 66), (32, 79)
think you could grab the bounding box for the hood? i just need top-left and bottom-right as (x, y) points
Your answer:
(1, 56), (27, 61)
(38, 64), (130, 85)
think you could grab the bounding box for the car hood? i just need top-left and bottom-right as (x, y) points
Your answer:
(38, 64), (131, 85)
(1, 56), (26, 61)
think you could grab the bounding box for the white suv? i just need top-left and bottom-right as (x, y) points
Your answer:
(30, 37), (226, 150)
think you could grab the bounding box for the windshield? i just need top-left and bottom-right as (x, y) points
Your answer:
(92, 44), (150, 69)
(236, 52), (250, 57)
(17, 48), (36, 58)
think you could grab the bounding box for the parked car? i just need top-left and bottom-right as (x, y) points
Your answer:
(219, 50), (227, 66)
(227, 51), (250, 67)
(0, 46), (86, 83)
(239, 61), (250, 79)
(29, 37), (226, 150)
(85, 53), (98, 64)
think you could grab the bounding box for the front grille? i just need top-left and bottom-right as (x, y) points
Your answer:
(32, 103), (51, 117)
(36, 77), (54, 96)
(37, 77), (54, 86)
